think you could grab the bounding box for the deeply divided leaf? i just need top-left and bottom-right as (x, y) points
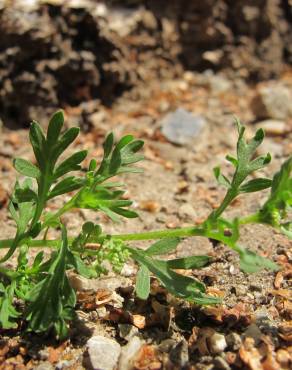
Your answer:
(25, 227), (76, 339)
(131, 249), (220, 305)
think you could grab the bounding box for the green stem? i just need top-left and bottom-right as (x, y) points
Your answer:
(0, 212), (260, 251)
(238, 212), (260, 225)
(41, 198), (75, 230)
(0, 239), (61, 249)
(111, 226), (205, 241)
(208, 188), (238, 221)
(0, 227), (204, 249)
(30, 172), (51, 230)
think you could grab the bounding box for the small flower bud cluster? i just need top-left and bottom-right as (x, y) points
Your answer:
(97, 238), (130, 273)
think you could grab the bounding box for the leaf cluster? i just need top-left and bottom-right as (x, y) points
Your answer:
(258, 156), (292, 237)
(0, 111), (290, 340)
(0, 111), (144, 336)
(72, 132), (144, 222)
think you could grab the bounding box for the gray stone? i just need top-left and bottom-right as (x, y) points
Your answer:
(208, 333), (227, 354)
(86, 335), (121, 370)
(119, 336), (144, 370)
(119, 324), (139, 341)
(169, 339), (189, 367)
(226, 332), (242, 351)
(158, 339), (176, 352)
(252, 84), (292, 120)
(161, 108), (206, 145)
(243, 324), (262, 345)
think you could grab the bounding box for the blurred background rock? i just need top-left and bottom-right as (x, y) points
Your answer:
(0, 0), (291, 128)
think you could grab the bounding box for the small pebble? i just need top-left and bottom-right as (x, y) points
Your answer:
(161, 108), (206, 145)
(119, 324), (139, 341)
(252, 84), (292, 120)
(208, 333), (227, 354)
(256, 119), (286, 136)
(234, 285), (247, 296)
(56, 360), (72, 369)
(229, 265), (235, 274)
(158, 339), (176, 352)
(169, 339), (189, 367)
(86, 336), (121, 370)
(119, 336), (144, 370)
(38, 349), (49, 361)
(226, 332), (242, 351)
(243, 324), (262, 344)
(249, 283), (262, 292)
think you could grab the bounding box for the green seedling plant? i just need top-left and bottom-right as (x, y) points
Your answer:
(0, 111), (291, 339)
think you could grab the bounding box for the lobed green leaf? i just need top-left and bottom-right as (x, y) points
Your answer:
(13, 158), (40, 179)
(29, 121), (46, 170)
(239, 178), (272, 193)
(54, 150), (87, 179)
(130, 249), (220, 304)
(109, 147), (122, 174)
(53, 127), (80, 163)
(103, 132), (114, 158)
(48, 177), (84, 199)
(46, 110), (64, 144)
(213, 167), (230, 188)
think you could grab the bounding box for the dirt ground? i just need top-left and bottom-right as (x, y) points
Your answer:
(0, 68), (292, 369)
(0, 1), (292, 370)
